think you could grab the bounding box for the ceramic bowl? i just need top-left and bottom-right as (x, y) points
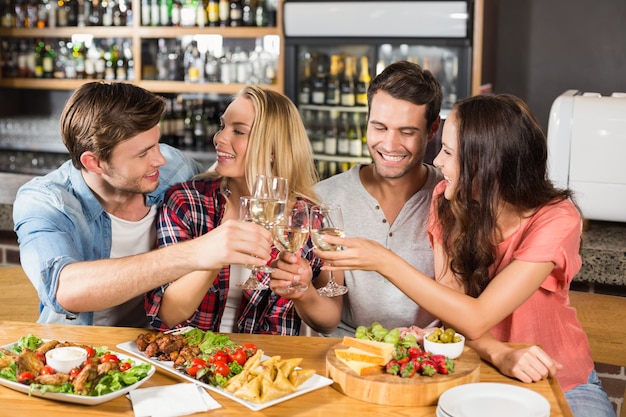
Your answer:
(45, 346), (88, 374)
(423, 332), (465, 359)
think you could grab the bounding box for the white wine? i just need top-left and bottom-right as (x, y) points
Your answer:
(274, 226), (308, 253)
(250, 198), (286, 228)
(310, 227), (344, 251)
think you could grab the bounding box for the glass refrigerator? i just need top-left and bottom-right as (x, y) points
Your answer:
(282, 0), (474, 178)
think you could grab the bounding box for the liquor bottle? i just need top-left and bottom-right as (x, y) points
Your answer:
(159, 0), (171, 25)
(56, 0), (68, 26)
(206, 0), (218, 25)
(170, 0), (180, 25)
(192, 100), (208, 151)
(229, 0), (242, 26)
(196, 0), (206, 27)
(172, 96), (186, 147)
(88, 0), (101, 25)
(182, 100), (194, 150)
(159, 97), (174, 146)
(241, 0), (253, 26)
(325, 54), (340, 106)
(156, 38), (169, 80)
(340, 56), (356, 107)
(310, 55), (327, 105)
(33, 39), (44, 78)
(150, 0), (160, 25)
(184, 39), (201, 82)
(298, 53), (312, 105)
(179, 0), (195, 26)
(204, 47), (220, 82)
(73, 41), (86, 78)
(1, 0), (13, 28)
(141, 0), (150, 24)
(323, 110), (338, 156)
(102, 0), (114, 26)
(348, 111), (362, 157)
(41, 41), (55, 78)
(25, 0), (37, 28)
(336, 112), (349, 156)
(37, 0), (50, 27)
(254, 0), (267, 27)
(53, 40), (70, 78)
(355, 55), (371, 107)
(218, 0), (228, 26)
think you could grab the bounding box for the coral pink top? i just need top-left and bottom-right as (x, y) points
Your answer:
(428, 181), (593, 391)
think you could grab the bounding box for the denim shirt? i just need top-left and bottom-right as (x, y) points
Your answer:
(13, 144), (204, 325)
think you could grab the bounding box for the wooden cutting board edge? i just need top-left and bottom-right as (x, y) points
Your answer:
(325, 342), (481, 406)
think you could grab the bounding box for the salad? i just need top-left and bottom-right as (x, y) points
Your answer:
(0, 334), (151, 396)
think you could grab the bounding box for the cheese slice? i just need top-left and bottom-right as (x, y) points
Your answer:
(335, 347), (388, 365)
(336, 356), (383, 376)
(341, 337), (395, 363)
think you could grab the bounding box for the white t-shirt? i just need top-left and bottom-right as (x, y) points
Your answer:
(93, 206), (157, 328)
(219, 264), (247, 333)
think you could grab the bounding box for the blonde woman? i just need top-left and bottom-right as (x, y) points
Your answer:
(145, 85), (322, 335)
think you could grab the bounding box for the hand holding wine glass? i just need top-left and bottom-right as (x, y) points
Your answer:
(310, 203), (348, 297)
(273, 200), (311, 294)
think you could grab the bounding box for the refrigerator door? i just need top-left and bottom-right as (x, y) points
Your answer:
(284, 1), (469, 38)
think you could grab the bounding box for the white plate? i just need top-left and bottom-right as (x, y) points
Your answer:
(116, 340), (334, 411)
(0, 342), (155, 406)
(438, 382), (550, 417)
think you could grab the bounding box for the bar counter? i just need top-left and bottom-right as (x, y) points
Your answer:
(0, 321), (573, 416)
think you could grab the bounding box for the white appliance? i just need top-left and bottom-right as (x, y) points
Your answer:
(547, 90), (626, 222)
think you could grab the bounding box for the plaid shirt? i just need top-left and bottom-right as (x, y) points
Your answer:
(145, 177), (322, 335)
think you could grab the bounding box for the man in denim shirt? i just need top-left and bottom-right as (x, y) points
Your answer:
(13, 82), (273, 327)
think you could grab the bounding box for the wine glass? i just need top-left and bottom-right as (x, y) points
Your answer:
(310, 203), (348, 297)
(237, 196), (269, 290)
(238, 175), (289, 290)
(274, 200), (311, 294)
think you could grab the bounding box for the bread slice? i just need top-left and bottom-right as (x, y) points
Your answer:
(336, 356), (383, 376)
(341, 337), (395, 363)
(335, 347), (388, 365)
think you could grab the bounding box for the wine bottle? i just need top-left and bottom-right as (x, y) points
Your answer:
(218, 0), (228, 26)
(355, 55), (371, 106)
(325, 54), (340, 106)
(340, 55), (356, 107)
(229, 0), (242, 26)
(323, 110), (338, 156)
(206, 0), (218, 25)
(348, 111), (362, 157)
(336, 112), (349, 156)
(298, 53), (312, 105)
(310, 55), (327, 105)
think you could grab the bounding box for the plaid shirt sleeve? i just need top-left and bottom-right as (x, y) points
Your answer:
(145, 179), (223, 331)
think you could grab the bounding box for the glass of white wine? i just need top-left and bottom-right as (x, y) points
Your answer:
(274, 200), (311, 294)
(310, 203), (348, 297)
(237, 195), (268, 290)
(238, 174), (288, 290)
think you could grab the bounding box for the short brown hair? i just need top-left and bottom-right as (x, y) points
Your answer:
(60, 81), (165, 169)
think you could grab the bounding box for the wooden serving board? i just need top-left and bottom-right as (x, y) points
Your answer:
(326, 342), (480, 406)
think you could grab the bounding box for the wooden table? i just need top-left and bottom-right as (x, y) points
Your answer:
(0, 320), (574, 416)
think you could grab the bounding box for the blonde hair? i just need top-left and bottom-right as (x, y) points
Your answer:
(203, 85), (319, 203)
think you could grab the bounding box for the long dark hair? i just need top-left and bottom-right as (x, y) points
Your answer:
(436, 94), (574, 297)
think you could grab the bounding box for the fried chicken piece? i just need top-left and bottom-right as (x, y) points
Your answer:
(156, 334), (186, 354)
(136, 332), (160, 352)
(34, 340), (60, 356)
(0, 352), (18, 369)
(34, 373), (70, 386)
(17, 349), (44, 375)
(97, 361), (118, 375)
(144, 342), (160, 358)
(72, 361), (98, 395)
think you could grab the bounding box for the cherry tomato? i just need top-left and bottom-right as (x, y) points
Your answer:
(69, 367), (81, 381)
(190, 357), (208, 368)
(119, 361), (132, 372)
(85, 347), (96, 358)
(100, 353), (120, 364)
(213, 360), (230, 378)
(243, 343), (258, 356)
(230, 348), (247, 366)
(212, 350), (228, 364)
(40, 365), (56, 375)
(187, 364), (203, 377)
(17, 371), (35, 384)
